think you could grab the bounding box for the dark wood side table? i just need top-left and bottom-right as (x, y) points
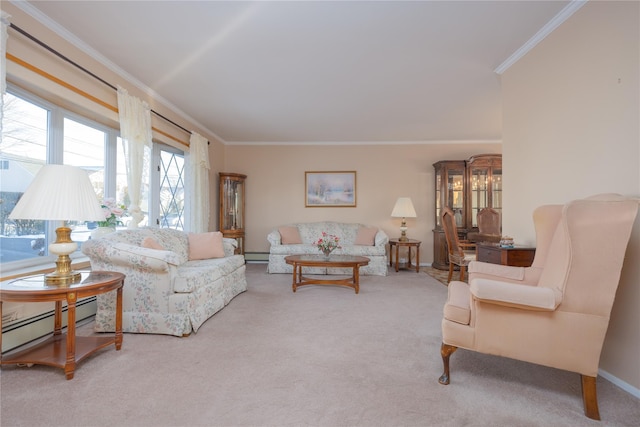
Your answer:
(389, 239), (421, 273)
(476, 243), (536, 267)
(0, 271), (124, 379)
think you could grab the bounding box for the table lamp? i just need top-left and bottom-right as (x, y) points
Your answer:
(391, 197), (417, 241)
(9, 164), (105, 285)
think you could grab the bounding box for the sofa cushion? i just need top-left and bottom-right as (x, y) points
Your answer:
(279, 226), (302, 244)
(174, 255), (246, 293)
(355, 226), (378, 245)
(188, 232), (225, 260)
(142, 236), (165, 250)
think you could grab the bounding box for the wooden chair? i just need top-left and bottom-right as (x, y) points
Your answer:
(467, 207), (501, 243)
(441, 207), (476, 283)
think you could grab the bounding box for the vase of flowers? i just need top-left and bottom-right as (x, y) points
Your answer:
(90, 198), (127, 239)
(315, 232), (341, 259)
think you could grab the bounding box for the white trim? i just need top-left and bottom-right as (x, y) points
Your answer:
(494, 0), (588, 75)
(599, 369), (640, 399)
(8, 0), (226, 145)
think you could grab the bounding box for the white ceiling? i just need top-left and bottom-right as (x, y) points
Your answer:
(19, 0), (576, 144)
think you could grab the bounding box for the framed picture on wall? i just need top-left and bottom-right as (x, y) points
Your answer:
(305, 171), (357, 207)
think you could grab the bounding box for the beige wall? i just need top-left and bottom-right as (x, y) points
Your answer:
(223, 143), (500, 261)
(502, 1), (639, 390)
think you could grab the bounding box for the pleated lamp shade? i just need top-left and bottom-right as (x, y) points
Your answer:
(9, 164), (104, 222)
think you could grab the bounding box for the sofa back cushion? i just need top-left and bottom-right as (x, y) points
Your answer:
(294, 222), (361, 245)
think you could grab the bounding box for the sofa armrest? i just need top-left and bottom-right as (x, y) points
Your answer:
(222, 238), (239, 257)
(83, 239), (181, 272)
(267, 229), (282, 246)
(470, 278), (561, 311)
(374, 229), (389, 246)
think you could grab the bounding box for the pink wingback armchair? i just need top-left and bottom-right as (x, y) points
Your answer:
(438, 194), (639, 420)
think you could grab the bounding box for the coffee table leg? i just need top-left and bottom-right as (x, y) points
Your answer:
(292, 264), (298, 292)
(354, 266), (360, 294)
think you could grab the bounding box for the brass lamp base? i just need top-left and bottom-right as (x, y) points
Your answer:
(399, 218), (408, 241)
(46, 226), (82, 286)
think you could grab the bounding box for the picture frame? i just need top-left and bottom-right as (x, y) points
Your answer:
(305, 171), (357, 207)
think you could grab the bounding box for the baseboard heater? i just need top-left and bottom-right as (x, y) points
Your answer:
(1, 297), (97, 354)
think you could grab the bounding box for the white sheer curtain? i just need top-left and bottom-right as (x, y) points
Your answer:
(1, 11), (11, 138)
(117, 86), (152, 228)
(186, 132), (210, 232)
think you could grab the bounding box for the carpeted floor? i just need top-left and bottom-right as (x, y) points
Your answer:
(1, 263), (638, 426)
(422, 266), (458, 285)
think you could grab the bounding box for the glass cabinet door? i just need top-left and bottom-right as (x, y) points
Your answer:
(434, 160), (466, 229)
(219, 173), (246, 254)
(466, 154), (502, 229)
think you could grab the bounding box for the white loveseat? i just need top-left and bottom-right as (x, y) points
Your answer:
(267, 221), (389, 276)
(82, 228), (247, 337)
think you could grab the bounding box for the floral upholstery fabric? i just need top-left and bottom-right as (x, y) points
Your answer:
(267, 221), (388, 276)
(82, 227), (247, 336)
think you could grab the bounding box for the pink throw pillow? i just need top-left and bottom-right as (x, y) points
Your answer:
(188, 232), (225, 260)
(354, 227), (378, 246)
(279, 226), (302, 244)
(142, 237), (165, 250)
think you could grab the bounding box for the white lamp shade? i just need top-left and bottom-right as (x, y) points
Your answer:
(391, 197), (417, 218)
(9, 164), (105, 222)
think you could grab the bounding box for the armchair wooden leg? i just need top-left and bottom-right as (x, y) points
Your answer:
(581, 375), (601, 420)
(438, 343), (458, 385)
(460, 266), (466, 282)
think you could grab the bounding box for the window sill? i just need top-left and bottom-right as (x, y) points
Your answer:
(0, 257), (91, 282)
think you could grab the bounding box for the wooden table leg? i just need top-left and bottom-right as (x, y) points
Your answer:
(389, 244), (393, 267)
(395, 244), (400, 272)
(292, 263), (298, 292)
(54, 301), (63, 336)
(415, 245), (420, 273)
(354, 266), (360, 294)
(115, 286), (123, 350)
(65, 292), (77, 380)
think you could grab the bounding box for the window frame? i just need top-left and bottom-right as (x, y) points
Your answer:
(1, 85), (119, 274)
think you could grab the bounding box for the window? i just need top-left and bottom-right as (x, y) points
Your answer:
(0, 87), (123, 272)
(154, 146), (185, 230)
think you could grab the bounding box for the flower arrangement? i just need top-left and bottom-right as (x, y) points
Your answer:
(315, 232), (341, 256)
(97, 198), (127, 228)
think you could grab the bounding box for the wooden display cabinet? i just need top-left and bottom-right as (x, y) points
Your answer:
(219, 173), (246, 254)
(432, 154), (502, 270)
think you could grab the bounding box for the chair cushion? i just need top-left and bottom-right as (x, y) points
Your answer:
(443, 281), (471, 325)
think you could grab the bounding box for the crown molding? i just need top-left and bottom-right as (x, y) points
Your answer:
(227, 139), (503, 146)
(494, 0), (588, 75)
(8, 0), (227, 145)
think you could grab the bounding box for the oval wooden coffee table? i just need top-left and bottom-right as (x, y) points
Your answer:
(285, 254), (370, 294)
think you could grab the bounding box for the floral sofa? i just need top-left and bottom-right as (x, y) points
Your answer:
(82, 227), (247, 336)
(267, 221), (389, 276)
